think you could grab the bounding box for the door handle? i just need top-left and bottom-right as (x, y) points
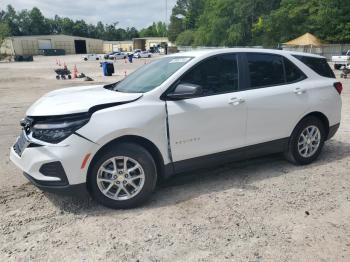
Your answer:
(294, 88), (306, 95)
(228, 97), (245, 105)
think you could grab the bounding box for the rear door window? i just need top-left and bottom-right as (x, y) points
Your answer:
(246, 53), (285, 88)
(293, 55), (335, 78)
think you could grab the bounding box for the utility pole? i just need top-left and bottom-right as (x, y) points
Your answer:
(165, 0), (168, 27)
(164, 0), (168, 37)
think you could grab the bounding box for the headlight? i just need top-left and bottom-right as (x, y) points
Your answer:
(31, 114), (90, 144)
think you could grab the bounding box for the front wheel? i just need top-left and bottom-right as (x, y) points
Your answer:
(334, 64), (342, 70)
(88, 143), (157, 209)
(284, 116), (326, 165)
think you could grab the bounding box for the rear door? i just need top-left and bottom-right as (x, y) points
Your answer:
(166, 54), (247, 162)
(242, 53), (309, 146)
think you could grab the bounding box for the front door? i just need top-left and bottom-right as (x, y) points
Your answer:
(166, 54), (247, 162)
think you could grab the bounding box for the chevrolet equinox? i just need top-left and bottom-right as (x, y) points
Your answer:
(10, 49), (342, 208)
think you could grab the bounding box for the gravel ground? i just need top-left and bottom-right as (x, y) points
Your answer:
(0, 55), (349, 262)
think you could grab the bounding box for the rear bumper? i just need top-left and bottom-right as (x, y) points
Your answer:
(23, 172), (88, 196)
(327, 123), (340, 140)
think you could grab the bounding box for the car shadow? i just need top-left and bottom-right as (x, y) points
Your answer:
(44, 139), (350, 215)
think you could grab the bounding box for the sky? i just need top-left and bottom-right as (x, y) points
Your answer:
(0, 0), (178, 29)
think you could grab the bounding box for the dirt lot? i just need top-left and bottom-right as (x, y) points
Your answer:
(0, 55), (349, 262)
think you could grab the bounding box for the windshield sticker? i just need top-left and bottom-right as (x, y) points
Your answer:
(169, 58), (191, 63)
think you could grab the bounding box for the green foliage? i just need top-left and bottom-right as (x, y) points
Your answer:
(139, 22), (167, 37)
(169, 0), (350, 46)
(168, 0), (205, 42)
(176, 30), (195, 46)
(0, 5), (167, 41)
(0, 22), (10, 46)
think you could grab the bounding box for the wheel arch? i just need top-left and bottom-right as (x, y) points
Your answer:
(295, 111), (330, 138)
(87, 135), (166, 183)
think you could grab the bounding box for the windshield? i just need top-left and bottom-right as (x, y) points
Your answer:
(111, 56), (192, 93)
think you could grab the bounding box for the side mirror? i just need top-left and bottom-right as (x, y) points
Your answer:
(166, 83), (202, 101)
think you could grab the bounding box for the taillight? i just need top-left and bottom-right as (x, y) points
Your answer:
(334, 82), (343, 95)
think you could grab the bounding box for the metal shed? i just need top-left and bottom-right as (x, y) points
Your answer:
(103, 41), (133, 53)
(0, 34), (103, 56)
(133, 37), (171, 51)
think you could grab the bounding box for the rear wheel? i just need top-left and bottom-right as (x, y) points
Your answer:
(88, 143), (157, 209)
(284, 116), (326, 165)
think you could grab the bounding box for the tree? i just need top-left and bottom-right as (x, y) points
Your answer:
(176, 30), (195, 45)
(168, 0), (205, 42)
(139, 22), (168, 37)
(29, 7), (49, 35)
(192, 0), (281, 46)
(0, 5), (145, 41)
(0, 22), (10, 46)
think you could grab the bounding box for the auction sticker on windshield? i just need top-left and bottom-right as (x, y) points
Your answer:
(169, 58), (192, 63)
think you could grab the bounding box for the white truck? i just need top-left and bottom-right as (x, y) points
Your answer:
(82, 54), (102, 61)
(332, 50), (350, 70)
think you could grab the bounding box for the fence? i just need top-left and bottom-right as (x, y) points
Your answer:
(178, 44), (350, 61)
(282, 44), (350, 60)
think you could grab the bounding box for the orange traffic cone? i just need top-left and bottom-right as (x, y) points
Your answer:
(73, 64), (78, 79)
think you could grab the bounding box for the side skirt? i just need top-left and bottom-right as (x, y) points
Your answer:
(163, 138), (289, 177)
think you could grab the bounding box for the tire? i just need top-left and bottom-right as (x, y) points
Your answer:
(96, 57), (99, 61)
(68, 75), (72, 79)
(56, 75), (60, 80)
(284, 116), (326, 165)
(88, 143), (157, 209)
(84, 58), (88, 61)
(334, 64), (341, 70)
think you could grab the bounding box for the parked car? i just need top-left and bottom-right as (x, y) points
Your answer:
(133, 51), (152, 58)
(104, 52), (118, 59)
(82, 54), (101, 61)
(108, 52), (127, 60)
(10, 49), (342, 209)
(332, 50), (350, 70)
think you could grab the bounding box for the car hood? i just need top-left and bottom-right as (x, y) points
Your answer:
(27, 85), (142, 116)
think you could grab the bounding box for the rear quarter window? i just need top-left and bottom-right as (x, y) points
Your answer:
(293, 55), (335, 78)
(283, 57), (307, 83)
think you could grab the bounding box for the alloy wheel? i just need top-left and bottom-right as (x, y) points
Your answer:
(96, 156), (145, 201)
(297, 125), (321, 158)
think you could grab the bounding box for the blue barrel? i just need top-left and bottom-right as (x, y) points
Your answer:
(101, 62), (109, 76)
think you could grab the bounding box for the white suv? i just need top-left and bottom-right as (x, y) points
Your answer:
(10, 49), (342, 209)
